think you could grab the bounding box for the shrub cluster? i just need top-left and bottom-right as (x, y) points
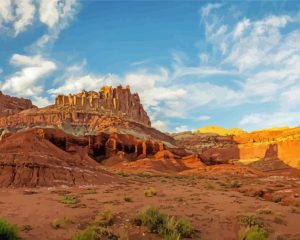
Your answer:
(0, 218), (19, 240)
(132, 206), (193, 239)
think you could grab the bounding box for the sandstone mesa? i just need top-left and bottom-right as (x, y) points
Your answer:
(0, 85), (300, 188)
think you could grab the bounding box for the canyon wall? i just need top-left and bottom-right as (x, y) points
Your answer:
(174, 128), (300, 170)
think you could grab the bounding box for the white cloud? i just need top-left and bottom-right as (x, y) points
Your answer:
(233, 18), (250, 38)
(14, 0), (35, 35)
(239, 112), (300, 130)
(36, 0), (79, 48)
(201, 3), (222, 20)
(0, 54), (56, 106)
(174, 125), (191, 133)
(198, 115), (211, 121)
(280, 86), (300, 110)
(152, 120), (168, 132)
(39, 0), (60, 28)
(0, 0), (14, 25)
(199, 53), (208, 63)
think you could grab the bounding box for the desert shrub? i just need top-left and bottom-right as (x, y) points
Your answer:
(60, 195), (80, 205)
(273, 214), (286, 225)
(238, 213), (265, 229)
(72, 227), (97, 240)
(220, 180), (242, 189)
(203, 181), (215, 190)
(144, 187), (157, 197)
(256, 208), (273, 215)
(176, 218), (194, 238)
(51, 217), (74, 229)
(132, 206), (194, 239)
(81, 188), (97, 195)
(95, 209), (114, 227)
(0, 218), (19, 240)
(239, 225), (268, 240)
(272, 195), (282, 203)
(123, 196), (132, 202)
(72, 226), (119, 240)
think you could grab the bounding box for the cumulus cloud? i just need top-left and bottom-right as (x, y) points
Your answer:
(0, 54), (56, 106)
(0, 0), (36, 35)
(36, 0), (79, 48)
(0, 0), (79, 44)
(14, 0), (35, 35)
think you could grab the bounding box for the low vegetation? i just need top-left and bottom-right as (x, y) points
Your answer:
(0, 217), (19, 240)
(72, 226), (119, 240)
(256, 208), (273, 215)
(81, 188), (97, 195)
(123, 196), (132, 202)
(272, 195), (282, 203)
(132, 206), (194, 239)
(144, 187), (157, 197)
(273, 214), (286, 225)
(51, 217), (74, 229)
(60, 195), (80, 205)
(95, 209), (114, 227)
(239, 225), (268, 240)
(238, 213), (268, 240)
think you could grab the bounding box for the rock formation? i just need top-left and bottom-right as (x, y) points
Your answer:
(54, 85), (151, 126)
(0, 91), (36, 117)
(0, 86), (171, 143)
(174, 127), (300, 170)
(195, 126), (246, 136)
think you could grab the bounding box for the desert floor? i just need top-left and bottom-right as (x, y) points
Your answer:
(1, 171), (300, 240)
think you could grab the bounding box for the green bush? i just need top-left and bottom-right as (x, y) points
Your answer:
(72, 227), (97, 240)
(176, 218), (194, 238)
(72, 226), (119, 240)
(132, 206), (194, 239)
(0, 218), (19, 240)
(239, 225), (268, 240)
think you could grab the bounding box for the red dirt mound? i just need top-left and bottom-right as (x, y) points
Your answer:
(0, 129), (116, 187)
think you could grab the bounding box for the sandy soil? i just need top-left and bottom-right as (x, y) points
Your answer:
(1, 172), (300, 240)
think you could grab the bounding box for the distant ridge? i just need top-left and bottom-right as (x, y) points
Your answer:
(195, 126), (246, 136)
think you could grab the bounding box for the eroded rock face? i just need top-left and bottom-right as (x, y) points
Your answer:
(0, 86), (170, 143)
(173, 128), (300, 170)
(54, 85), (151, 126)
(0, 91), (36, 117)
(0, 128), (117, 187)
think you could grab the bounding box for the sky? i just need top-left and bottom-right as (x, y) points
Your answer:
(1, 0), (300, 132)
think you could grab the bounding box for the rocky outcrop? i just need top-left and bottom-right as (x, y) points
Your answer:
(0, 86), (170, 143)
(0, 127), (191, 186)
(54, 86), (151, 126)
(0, 91), (36, 117)
(174, 127), (300, 170)
(195, 126), (246, 136)
(0, 128), (117, 187)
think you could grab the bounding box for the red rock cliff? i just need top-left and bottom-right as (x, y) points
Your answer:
(0, 91), (35, 117)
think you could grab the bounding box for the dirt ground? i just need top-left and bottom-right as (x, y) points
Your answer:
(1, 172), (300, 240)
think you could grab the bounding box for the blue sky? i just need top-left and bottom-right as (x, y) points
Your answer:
(1, 0), (300, 132)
